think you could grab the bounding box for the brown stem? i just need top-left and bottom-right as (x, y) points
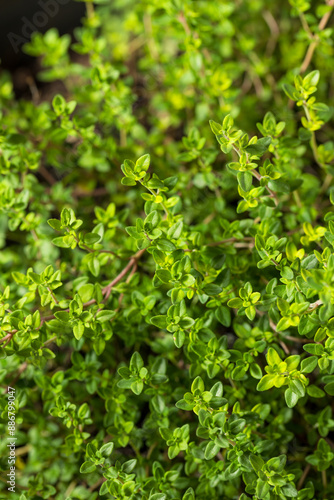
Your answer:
(16, 444), (32, 456)
(283, 335), (309, 344)
(0, 476), (29, 491)
(89, 477), (105, 492)
(47, 287), (59, 304)
(222, 132), (279, 204)
(322, 469), (327, 490)
(300, 0), (334, 73)
(319, 1), (334, 30)
(299, 13), (313, 39)
(252, 169), (278, 206)
(4, 362), (28, 394)
(72, 187), (109, 198)
(86, 1), (94, 19)
(298, 463), (311, 490)
(1, 251), (146, 353)
(102, 249), (145, 301)
(308, 299), (322, 311)
(0, 330), (18, 347)
(116, 261), (138, 310)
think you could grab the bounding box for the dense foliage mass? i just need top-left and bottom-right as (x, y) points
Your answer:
(1, 0), (334, 498)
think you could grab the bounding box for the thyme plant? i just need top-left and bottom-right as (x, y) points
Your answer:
(1, 0), (334, 499)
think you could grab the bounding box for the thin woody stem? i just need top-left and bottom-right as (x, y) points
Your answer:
(300, 0), (334, 73)
(297, 463), (311, 490)
(4, 362), (28, 394)
(0, 249), (146, 347)
(207, 237), (254, 247)
(103, 249), (145, 301)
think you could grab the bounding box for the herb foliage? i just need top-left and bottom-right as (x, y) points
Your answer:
(1, 0), (334, 498)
